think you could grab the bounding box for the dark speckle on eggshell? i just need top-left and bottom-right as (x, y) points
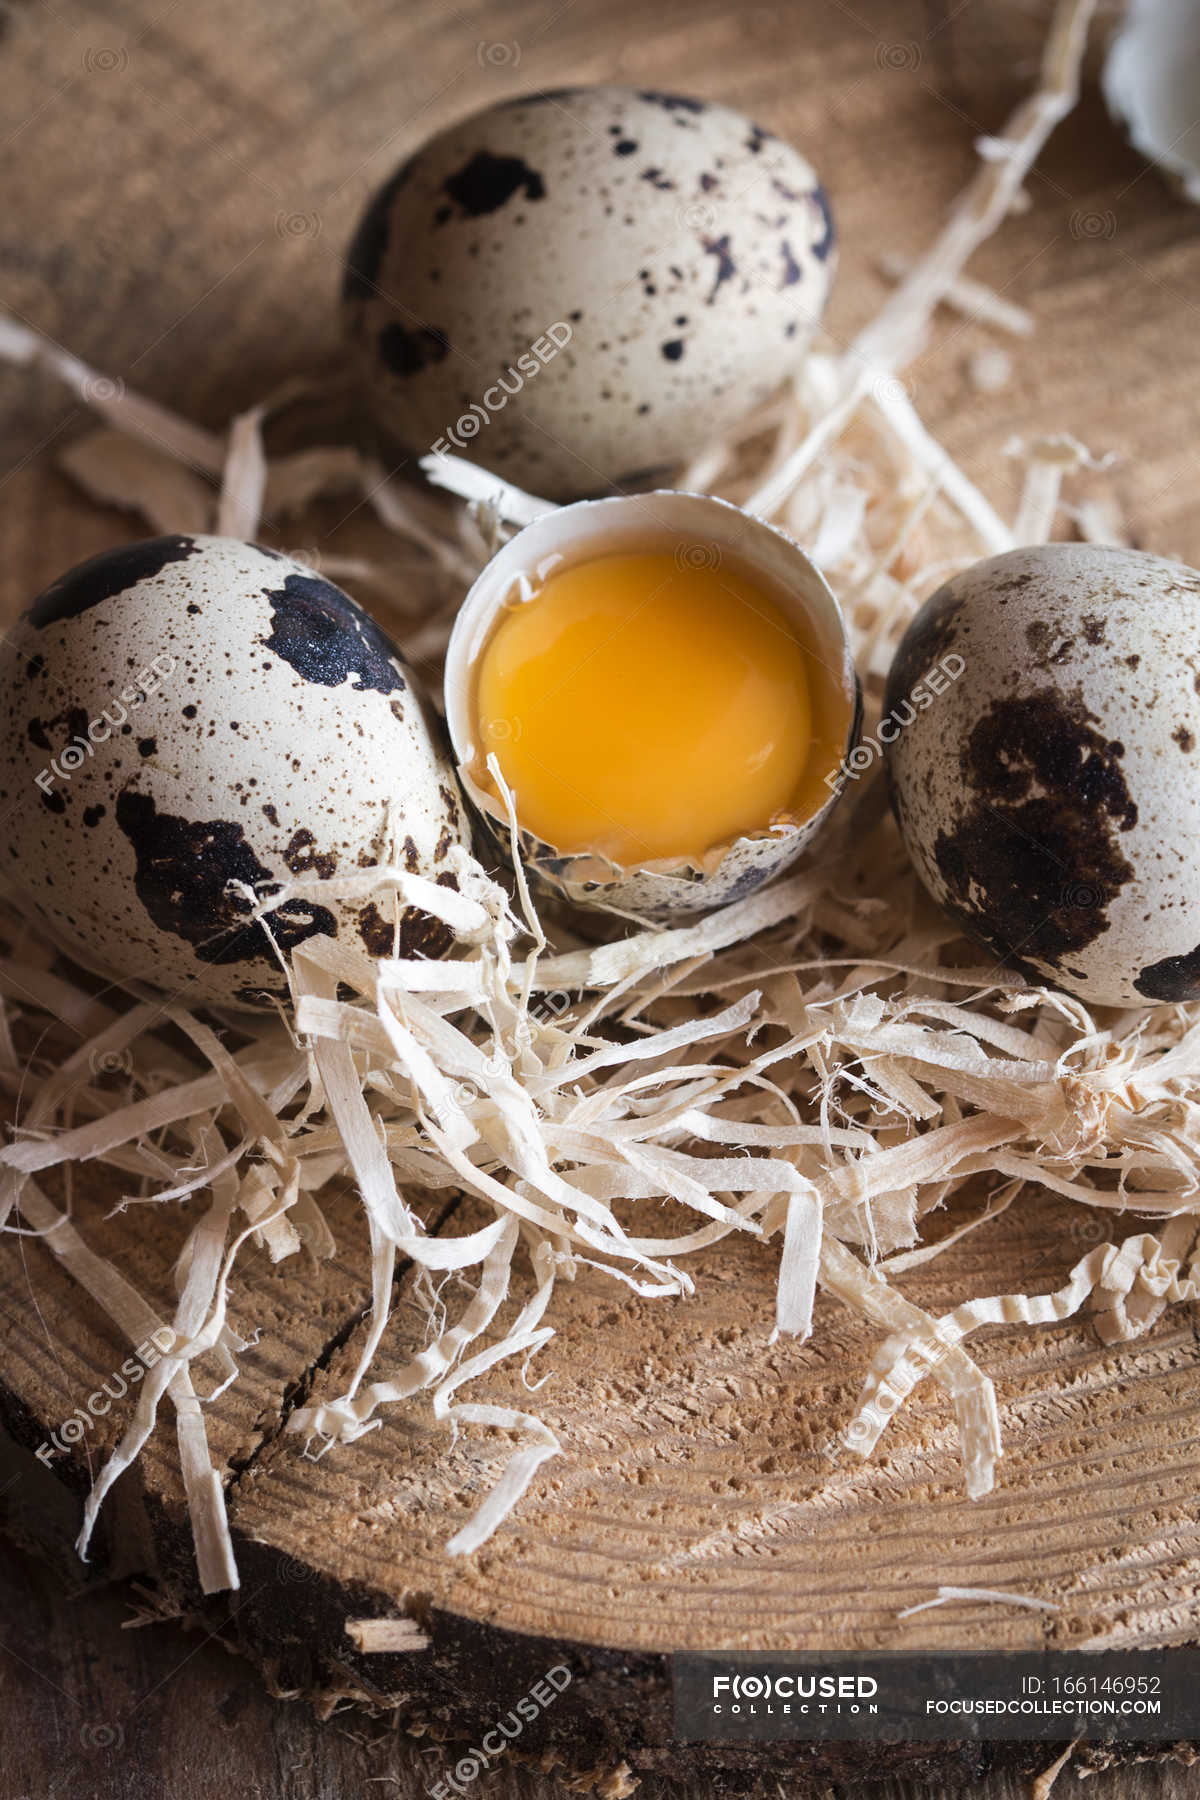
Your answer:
(358, 899), (453, 961)
(438, 782), (461, 829)
(261, 572), (406, 695)
(637, 91), (707, 113)
(442, 149), (546, 217)
(114, 787), (337, 968)
(27, 535), (198, 629)
(931, 689), (1138, 977)
(1027, 619), (1076, 667)
(883, 581), (964, 711)
(357, 902), (394, 956)
(342, 157), (416, 304)
(701, 232), (736, 302)
(1135, 944), (1200, 1001)
(283, 826), (337, 879)
(810, 184), (835, 261)
(378, 321), (450, 377)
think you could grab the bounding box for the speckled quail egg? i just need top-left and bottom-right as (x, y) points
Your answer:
(342, 85), (835, 501)
(884, 542), (1200, 1008)
(0, 535), (471, 1010)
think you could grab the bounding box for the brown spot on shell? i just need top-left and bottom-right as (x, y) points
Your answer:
(357, 902), (394, 957)
(930, 689), (1137, 980)
(1025, 620), (1074, 667)
(357, 900), (454, 962)
(283, 827), (338, 879)
(439, 782), (461, 829)
(114, 789), (336, 969)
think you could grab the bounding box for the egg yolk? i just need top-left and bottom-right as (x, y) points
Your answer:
(474, 549), (814, 864)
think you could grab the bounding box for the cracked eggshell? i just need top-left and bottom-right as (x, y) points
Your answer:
(444, 491), (860, 920)
(884, 543), (1200, 1009)
(0, 534), (470, 1011)
(342, 85), (835, 502)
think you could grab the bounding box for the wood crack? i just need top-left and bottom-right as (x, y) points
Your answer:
(224, 1187), (469, 1494)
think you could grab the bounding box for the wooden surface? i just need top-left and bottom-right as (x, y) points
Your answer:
(4, 0), (1200, 1793)
(3, 1532), (1200, 1800)
(229, 1187), (1200, 1654)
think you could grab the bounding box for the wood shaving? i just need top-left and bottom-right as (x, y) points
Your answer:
(1009, 432), (1112, 545)
(0, 311), (226, 475)
(879, 253), (1035, 337)
(1072, 494), (1130, 547)
(344, 1617), (431, 1653)
(898, 1586), (1060, 1619)
(1032, 1734), (1085, 1800)
(420, 449), (555, 526)
(58, 428), (213, 534)
(216, 404), (268, 539)
(967, 347), (1014, 394)
(2, 0), (1187, 1606)
(264, 445), (361, 518)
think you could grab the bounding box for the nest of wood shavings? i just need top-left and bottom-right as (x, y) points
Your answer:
(5, 0), (1200, 1601)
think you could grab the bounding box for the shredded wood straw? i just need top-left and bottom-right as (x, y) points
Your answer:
(897, 1587), (1061, 1621)
(7, 0), (1197, 1600)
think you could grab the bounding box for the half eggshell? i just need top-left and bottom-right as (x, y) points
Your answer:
(444, 491), (860, 919)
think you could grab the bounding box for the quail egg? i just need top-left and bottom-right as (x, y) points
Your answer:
(884, 542), (1200, 1007)
(0, 535), (470, 1010)
(343, 85), (835, 500)
(444, 490), (859, 918)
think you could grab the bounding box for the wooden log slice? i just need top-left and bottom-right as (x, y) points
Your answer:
(2, 1181), (1199, 1792)
(3, 0), (1200, 1790)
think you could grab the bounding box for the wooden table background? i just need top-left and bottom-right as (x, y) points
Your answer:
(3, 0), (1200, 1794)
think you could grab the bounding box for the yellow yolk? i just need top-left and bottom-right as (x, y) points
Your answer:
(474, 549), (814, 864)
